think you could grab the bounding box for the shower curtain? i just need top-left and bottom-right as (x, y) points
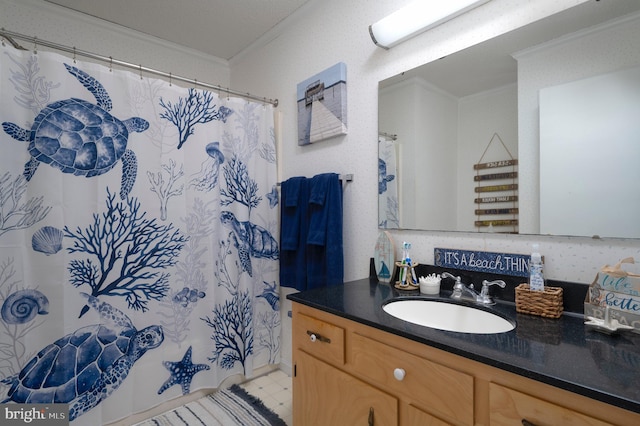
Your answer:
(0, 45), (280, 425)
(378, 136), (399, 228)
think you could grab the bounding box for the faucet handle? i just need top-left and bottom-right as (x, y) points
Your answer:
(442, 272), (461, 285)
(479, 279), (506, 304)
(482, 279), (506, 289)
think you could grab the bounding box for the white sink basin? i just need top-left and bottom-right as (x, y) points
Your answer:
(382, 299), (515, 334)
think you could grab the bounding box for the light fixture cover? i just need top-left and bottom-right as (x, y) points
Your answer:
(369, 0), (491, 49)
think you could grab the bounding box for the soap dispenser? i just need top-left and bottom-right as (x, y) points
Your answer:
(529, 243), (545, 291)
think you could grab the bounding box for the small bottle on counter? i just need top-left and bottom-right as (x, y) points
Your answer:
(529, 243), (545, 291)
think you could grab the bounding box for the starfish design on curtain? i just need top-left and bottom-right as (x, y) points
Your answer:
(158, 346), (210, 395)
(266, 185), (278, 208)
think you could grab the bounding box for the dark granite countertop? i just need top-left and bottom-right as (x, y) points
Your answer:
(287, 277), (640, 414)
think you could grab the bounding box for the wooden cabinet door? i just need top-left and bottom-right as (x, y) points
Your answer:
(294, 349), (398, 425)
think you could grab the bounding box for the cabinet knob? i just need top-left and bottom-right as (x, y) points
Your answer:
(393, 368), (406, 381)
(306, 330), (331, 343)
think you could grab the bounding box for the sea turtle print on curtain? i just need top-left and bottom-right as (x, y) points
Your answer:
(0, 45), (280, 425)
(1, 294), (163, 421)
(2, 64), (149, 200)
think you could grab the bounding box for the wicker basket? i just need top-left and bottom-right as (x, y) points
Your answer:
(515, 283), (563, 318)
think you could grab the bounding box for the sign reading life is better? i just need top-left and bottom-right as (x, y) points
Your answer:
(435, 248), (531, 277)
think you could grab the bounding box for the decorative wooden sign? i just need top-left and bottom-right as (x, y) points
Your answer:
(474, 171), (518, 181)
(475, 208), (519, 215)
(473, 159), (518, 170)
(473, 133), (518, 232)
(435, 248), (530, 277)
(475, 195), (519, 204)
(475, 219), (519, 227)
(475, 184), (518, 193)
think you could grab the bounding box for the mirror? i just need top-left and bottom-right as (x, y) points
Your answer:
(378, 0), (640, 238)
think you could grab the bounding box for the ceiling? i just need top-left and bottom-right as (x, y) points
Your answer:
(44, 0), (312, 60)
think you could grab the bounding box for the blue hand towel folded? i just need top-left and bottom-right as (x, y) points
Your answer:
(280, 177), (306, 250)
(280, 177), (309, 290)
(307, 173), (343, 288)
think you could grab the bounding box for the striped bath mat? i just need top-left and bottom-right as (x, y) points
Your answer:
(135, 385), (287, 426)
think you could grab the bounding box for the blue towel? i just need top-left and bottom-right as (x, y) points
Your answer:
(279, 174), (344, 290)
(280, 177), (309, 290)
(280, 177), (306, 250)
(307, 173), (343, 289)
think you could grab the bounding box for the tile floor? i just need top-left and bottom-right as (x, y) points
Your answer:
(240, 369), (293, 425)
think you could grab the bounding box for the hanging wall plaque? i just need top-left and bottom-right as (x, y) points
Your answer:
(474, 133), (518, 232)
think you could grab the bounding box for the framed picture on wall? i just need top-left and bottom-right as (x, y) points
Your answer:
(297, 62), (347, 146)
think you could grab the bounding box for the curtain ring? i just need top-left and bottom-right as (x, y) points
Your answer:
(139, 64), (143, 80)
(226, 87), (230, 101)
(73, 46), (77, 63)
(194, 78), (197, 89)
(109, 56), (113, 72)
(33, 37), (37, 54)
(169, 72), (172, 87)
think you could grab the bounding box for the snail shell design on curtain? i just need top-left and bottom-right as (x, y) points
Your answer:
(1, 64), (149, 199)
(0, 293), (164, 421)
(0, 289), (49, 324)
(31, 225), (64, 255)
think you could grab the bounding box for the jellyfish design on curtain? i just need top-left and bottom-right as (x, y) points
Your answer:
(0, 45), (280, 425)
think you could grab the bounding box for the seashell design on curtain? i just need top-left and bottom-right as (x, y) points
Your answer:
(0, 45), (280, 425)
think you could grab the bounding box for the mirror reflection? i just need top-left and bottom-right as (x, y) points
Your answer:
(378, 0), (640, 238)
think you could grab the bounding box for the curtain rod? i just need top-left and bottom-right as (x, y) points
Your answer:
(0, 28), (279, 107)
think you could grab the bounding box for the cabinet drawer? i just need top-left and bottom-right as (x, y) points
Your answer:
(489, 383), (612, 426)
(350, 332), (473, 426)
(293, 312), (345, 365)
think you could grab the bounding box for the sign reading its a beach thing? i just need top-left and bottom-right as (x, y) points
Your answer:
(435, 248), (531, 277)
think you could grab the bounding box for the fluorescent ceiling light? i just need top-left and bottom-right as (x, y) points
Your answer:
(369, 0), (491, 49)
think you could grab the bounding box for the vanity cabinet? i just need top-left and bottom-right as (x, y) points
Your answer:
(292, 302), (640, 426)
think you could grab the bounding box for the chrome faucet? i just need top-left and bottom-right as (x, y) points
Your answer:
(441, 272), (506, 305)
(442, 272), (478, 301)
(478, 279), (506, 305)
